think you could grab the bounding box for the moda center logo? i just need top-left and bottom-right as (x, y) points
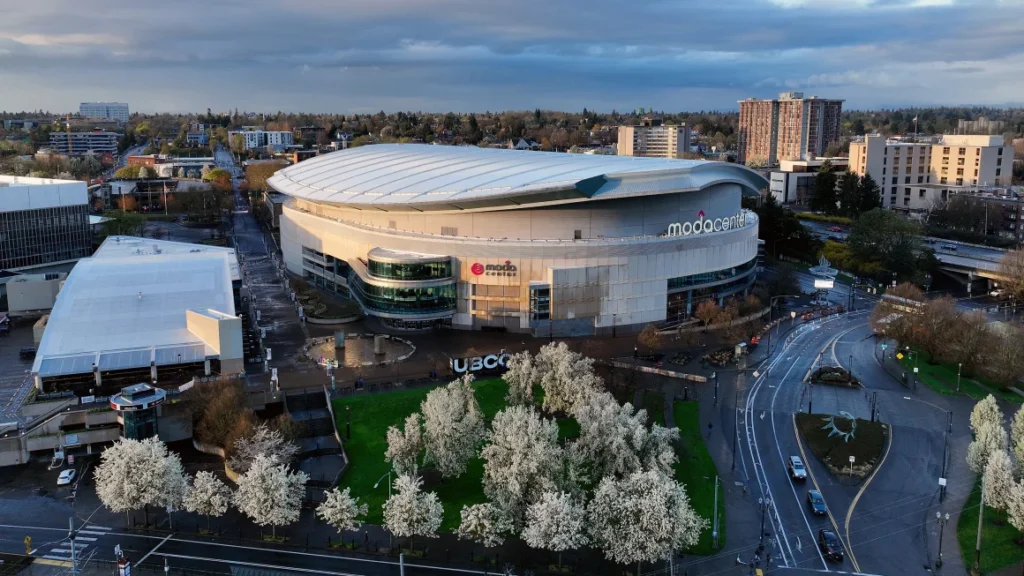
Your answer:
(471, 260), (517, 277)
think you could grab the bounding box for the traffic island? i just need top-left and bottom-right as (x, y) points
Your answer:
(795, 412), (888, 480)
(809, 366), (861, 388)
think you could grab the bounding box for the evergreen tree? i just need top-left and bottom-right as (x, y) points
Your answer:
(858, 174), (882, 214)
(837, 172), (861, 218)
(810, 160), (838, 215)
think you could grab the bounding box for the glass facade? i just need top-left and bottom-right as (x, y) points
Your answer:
(301, 247), (351, 296)
(122, 408), (158, 440)
(367, 258), (452, 281)
(667, 258), (758, 291)
(529, 285), (550, 320)
(664, 258), (758, 322)
(348, 270), (456, 315)
(0, 204), (91, 269)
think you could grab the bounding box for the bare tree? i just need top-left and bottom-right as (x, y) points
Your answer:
(694, 300), (720, 333)
(637, 324), (662, 353)
(1000, 249), (1024, 303)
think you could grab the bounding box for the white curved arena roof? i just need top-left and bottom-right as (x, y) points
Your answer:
(269, 144), (768, 212)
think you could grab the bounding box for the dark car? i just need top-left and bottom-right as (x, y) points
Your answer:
(818, 528), (844, 562)
(807, 490), (827, 515)
(19, 347), (36, 360)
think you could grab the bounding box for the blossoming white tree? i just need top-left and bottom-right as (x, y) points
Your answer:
(521, 491), (589, 567)
(984, 449), (1015, 511)
(502, 351), (537, 406)
(230, 423), (299, 474)
(571, 390), (680, 480)
(535, 342), (602, 415)
(968, 421), (1008, 474)
(456, 503), (513, 547)
(971, 394), (1003, 436)
(1011, 404), (1024, 467)
(1007, 481), (1024, 533)
(481, 405), (564, 525)
(234, 455), (309, 538)
(587, 470), (708, 571)
(385, 413), (423, 476)
(421, 375), (486, 478)
(317, 487), (368, 537)
(183, 471), (233, 531)
(383, 474), (443, 548)
(95, 437), (188, 525)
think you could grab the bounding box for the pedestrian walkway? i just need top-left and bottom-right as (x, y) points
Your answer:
(39, 524), (111, 563)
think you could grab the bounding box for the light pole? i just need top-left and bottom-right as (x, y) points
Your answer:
(758, 497), (772, 544)
(374, 471), (393, 548)
(957, 363), (962, 393)
(935, 511), (950, 568)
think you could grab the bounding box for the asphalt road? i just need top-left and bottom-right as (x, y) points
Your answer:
(726, 304), (974, 576)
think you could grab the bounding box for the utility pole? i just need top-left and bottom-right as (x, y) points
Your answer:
(732, 388), (740, 471)
(941, 411), (950, 502)
(68, 517), (78, 576)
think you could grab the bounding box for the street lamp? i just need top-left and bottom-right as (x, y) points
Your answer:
(935, 511), (950, 568)
(758, 497), (773, 544)
(374, 471), (393, 547)
(957, 363), (962, 393)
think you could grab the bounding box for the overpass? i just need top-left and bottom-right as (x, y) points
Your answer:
(932, 241), (1009, 294)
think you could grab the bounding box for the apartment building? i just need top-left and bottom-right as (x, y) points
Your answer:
(617, 119), (692, 159)
(228, 128), (294, 151)
(849, 134), (1013, 211)
(738, 92), (843, 166)
(47, 130), (120, 156)
(769, 158), (849, 205)
(79, 102), (130, 122)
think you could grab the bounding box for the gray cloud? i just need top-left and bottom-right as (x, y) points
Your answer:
(1, 0), (1023, 112)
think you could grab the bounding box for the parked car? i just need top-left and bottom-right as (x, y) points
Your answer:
(942, 244), (958, 251)
(807, 489), (828, 515)
(818, 528), (844, 562)
(828, 226), (843, 233)
(991, 289), (1005, 298)
(57, 469), (76, 486)
(19, 347), (36, 359)
(789, 456), (807, 481)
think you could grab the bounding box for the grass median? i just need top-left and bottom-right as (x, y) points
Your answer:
(673, 400), (726, 555)
(898, 350), (1022, 404)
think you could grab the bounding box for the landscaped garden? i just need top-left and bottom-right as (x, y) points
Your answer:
(898, 349), (1022, 405)
(795, 412), (888, 479)
(329, 344), (720, 563)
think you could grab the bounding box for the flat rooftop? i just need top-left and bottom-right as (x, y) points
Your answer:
(0, 175), (87, 212)
(31, 250), (236, 378)
(95, 236), (239, 281)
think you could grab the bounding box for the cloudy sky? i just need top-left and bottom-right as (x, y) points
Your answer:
(2, 0), (1023, 114)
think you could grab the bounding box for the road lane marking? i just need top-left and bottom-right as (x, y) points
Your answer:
(792, 413), (859, 573)
(152, 553), (364, 576)
(844, 420), (893, 574)
(137, 532), (174, 565)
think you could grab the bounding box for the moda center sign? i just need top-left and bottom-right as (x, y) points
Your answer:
(666, 210), (748, 237)
(470, 260), (518, 277)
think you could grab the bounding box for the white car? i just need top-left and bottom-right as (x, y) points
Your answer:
(57, 469), (76, 486)
(991, 289), (1005, 298)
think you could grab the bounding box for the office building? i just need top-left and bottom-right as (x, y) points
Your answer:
(958, 117), (1005, 135)
(186, 132), (210, 146)
(617, 119), (692, 159)
(228, 128), (294, 151)
(0, 176), (92, 271)
(3, 119), (41, 131)
(738, 92), (844, 166)
(769, 158), (849, 205)
(48, 130), (120, 155)
(849, 134), (1014, 211)
(79, 102), (130, 123)
(269, 144), (765, 334)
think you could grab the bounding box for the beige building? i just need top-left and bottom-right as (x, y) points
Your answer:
(617, 119), (692, 159)
(849, 134), (1013, 211)
(738, 92), (843, 166)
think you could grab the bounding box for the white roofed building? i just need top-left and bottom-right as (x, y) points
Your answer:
(0, 175), (92, 271)
(269, 144), (766, 334)
(31, 237), (244, 395)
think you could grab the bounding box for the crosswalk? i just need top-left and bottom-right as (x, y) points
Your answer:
(41, 524), (112, 562)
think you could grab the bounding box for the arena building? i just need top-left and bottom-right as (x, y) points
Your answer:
(269, 144), (767, 335)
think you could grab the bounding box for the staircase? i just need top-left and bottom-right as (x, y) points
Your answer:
(285, 391), (344, 495)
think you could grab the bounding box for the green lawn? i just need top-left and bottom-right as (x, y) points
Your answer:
(643, 390), (666, 426)
(332, 378), (576, 531)
(956, 478), (1024, 574)
(898, 350), (1022, 404)
(673, 401), (726, 555)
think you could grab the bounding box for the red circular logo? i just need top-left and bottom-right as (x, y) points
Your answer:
(471, 263), (484, 275)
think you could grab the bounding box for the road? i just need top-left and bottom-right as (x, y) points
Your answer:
(722, 304), (974, 576)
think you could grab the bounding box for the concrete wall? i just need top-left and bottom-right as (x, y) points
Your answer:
(185, 309), (244, 362)
(7, 276), (63, 314)
(281, 188), (759, 331)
